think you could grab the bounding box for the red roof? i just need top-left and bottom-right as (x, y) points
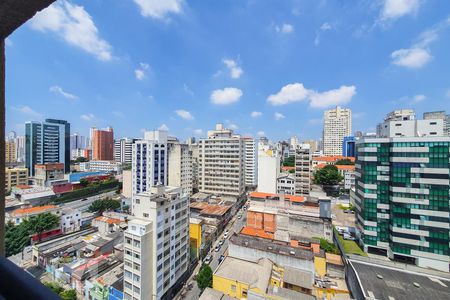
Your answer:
(312, 156), (355, 162)
(240, 226), (274, 239)
(94, 216), (122, 225)
(249, 192), (305, 203)
(11, 205), (57, 216)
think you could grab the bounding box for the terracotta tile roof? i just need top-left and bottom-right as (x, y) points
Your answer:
(312, 156), (355, 162)
(249, 192), (305, 203)
(240, 226), (274, 239)
(11, 205), (57, 216)
(35, 163), (64, 171)
(316, 164), (355, 171)
(15, 185), (32, 189)
(190, 202), (231, 216)
(94, 216), (122, 225)
(281, 166), (295, 171)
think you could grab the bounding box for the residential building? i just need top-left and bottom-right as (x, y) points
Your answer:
(342, 136), (356, 157)
(243, 137), (257, 187)
(295, 144), (311, 196)
(114, 138), (137, 164)
(314, 164), (355, 189)
(132, 130), (168, 196)
(92, 127), (114, 160)
(352, 135), (450, 272)
(168, 140), (193, 195)
(25, 119), (71, 176)
(124, 186), (189, 300)
(71, 148), (92, 160)
(34, 163), (65, 186)
(7, 205), (61, 225)
(377, 110), (444, 138)
(303, 140), (319, 153)
(277, 173), (295, 195)
(5, 140), (16, 164)
(122, 169), (132, 198)
(5, 167), (28, 191)
(311, 155), (355, 170)
(15, 135), (26, 163)
(257, 142), (280, 194)
(90, 264), (124, 300)
(198, 124), (245, 197)
(70, 133), (87, 151)
(60, 208), (81, 233)
(80, 160), (122, 174)
(189, 143), (199, 193)
(423, 110), (450, 136)
(323, 106), (352, 156)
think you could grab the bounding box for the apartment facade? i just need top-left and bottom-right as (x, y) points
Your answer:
(132, 130), (168, 196)
(168, 141), (193, 195)
(257, 142), (280, 194)
(70, 133), (87, 151)
(198, 124), (245, 197)
(276, 173), (295, 195)
(115, 138), (137, 164)
(5, 140), (16, 164)
(424, 111), (450, 136)
(92, 127), (114, 161)
(323, 106), (352, 156)
(124, 186), (189, 300)
(25, 119), (70, 176)
(80, 160), (122, 174)
(352, 136), (450, 272)
(5, 167), (28, 191)
(295, 144), (311, 196)
(34, 163), (65, 186)
(243, 137), (257, 187)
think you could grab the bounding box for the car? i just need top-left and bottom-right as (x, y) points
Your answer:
(223, 232), (228, 238)
(343, 209), (355, 214)
(237, 215), (242, 219)
(204, 255), (212, 264)
(225, 229), (229, 234)
(218, 255), (225, 263)
(218, 240), (224, 246)
(343, 233), (355, 241)
(215, 245), (220, 252)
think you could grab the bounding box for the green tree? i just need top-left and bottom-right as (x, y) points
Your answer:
(89, 199), (121, 213)
(79, 178), (90, 187)
(196, 264), (213, 291)
(282, 156), (295, 167)
(335, 158), (354, 165)
(319, 238), (339, 254)
(60, 289), (77, 300)
(75, 156), (88, 163)
(23, 213), (60, 242)
(44, 282), (64, 295)
(313, 165), (343, 185)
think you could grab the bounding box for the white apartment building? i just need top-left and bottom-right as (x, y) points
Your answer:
(276, 173), (295, 195)
(257, 142), (280, 194)
(344, 171), (355, 190)
(132, 130), (168, 196)
(294, 144), (311, 196)
(243, 137), (257, 187)
(124, 186), (189, 300)
(168, 141), (193, 195)
(323, 106), (352, 156)
(423, 110), (450, 136)
(198, 124), (245, 197)
(115, 138), (137, 164)
(79, 160), (122, 174)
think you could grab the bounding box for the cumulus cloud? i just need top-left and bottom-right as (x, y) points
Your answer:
(257, 131), (266, 137)
(315, 22), (333, 45)
(274, 112), (285, 120)
(320, 23), (332, 31)
(309, 85), (356, 108)
(135, 63), (150, 80)
(158, 124), (169, 131)
(30, 0), (112, 61)
(251, 111), (262, 118)
(49, 85), (78, 100)
(267, 83), (310, 106)
(210, 87), (243, 105)
(223, 59), (243, 79)
(380, 0), (421, 21)
(276, 23), (294, 34)
(80, 113), (95, 121)
(11, 105), (43, 118)
(391, 48), (431, 69)
(175, 109), (194, 120)
(133, 0), (183, 20)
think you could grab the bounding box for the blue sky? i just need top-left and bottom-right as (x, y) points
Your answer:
(5, 0), (450, 141)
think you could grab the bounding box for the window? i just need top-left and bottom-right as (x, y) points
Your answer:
(231, 284), (236, 292)
(135, 199), (140, 204)
(143, 213), (149, 218)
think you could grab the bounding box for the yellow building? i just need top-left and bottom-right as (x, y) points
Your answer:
(5, 141), (16, 164)
(5, 167), (28, 192)
(189, 217), (203, 258)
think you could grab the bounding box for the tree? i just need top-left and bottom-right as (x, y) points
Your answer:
(282, 156), (295, 167)
(79, 178), (90, 187)
(335, 158), (354, 165)
(75, 156), (88, 163)
(44, 282), (64, 295)
(23, 213), (60, 242)
(89, 199), (121, 213)
(60, 289), (77, 300)
(319, 238), (339, 254)
(313, 165), (343, 186)
(196, 264), (213, 291)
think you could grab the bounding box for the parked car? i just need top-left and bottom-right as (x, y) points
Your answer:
(343, 209), (355, 214)
(215, 245), (221, 252)
(237, 215), (242, 219)
(219, 240), (224, 246)
(218, 255), (225, 263)
(343, 233), (355, 241)
(204, 255), (212, 264)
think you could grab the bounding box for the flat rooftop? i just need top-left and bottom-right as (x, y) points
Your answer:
(349, 259), (450, 300)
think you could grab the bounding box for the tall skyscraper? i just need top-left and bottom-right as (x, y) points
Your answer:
(323, 106), (352, 156)
(243, 137), (257, 187)
(168, 140), (193, 195)
(342, 136), (356, 157)
(5, 140), (16, 164)
(25, 119), (70, 176)
(198, 124), (245, 197)
(294, 144), (311, 196)
(114, 138), (137, 164)
(70, 133), (87, 151)
(91, 127), (114, 160)
(15, 135), (25, 163)
(124, 186), (189, 300)
(257, 141), (280, 194)
(132, 130), (168, 196)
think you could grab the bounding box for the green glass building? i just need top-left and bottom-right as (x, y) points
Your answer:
(351, 137), (450, 272)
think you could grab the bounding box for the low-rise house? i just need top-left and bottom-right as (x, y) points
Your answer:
(61, 208), (81, 233)
(92, 216), (125, 234)
(6, 204), (61, 225)
(90, 264), (124, 300)
(276, 173), (295, 195)
(11, 185), (56, 206)
(34, 163), (65, 186)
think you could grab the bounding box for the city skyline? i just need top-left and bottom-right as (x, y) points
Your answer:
(5, 1), (450, 141)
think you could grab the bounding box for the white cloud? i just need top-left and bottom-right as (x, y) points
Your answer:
(228, 123), (239, 130)
(309, 85), (356, 108)
(274, 112), (285, 120)
(193, 129), (203, 136)
(380, 0), (421, 21)
(49, 85), (78, 100)
(133, 0), (183, 20)
(183, 83), (194, 96)
(251, 111), (262, 118)
(80, 113), (95, 121)
(257, 131), (266, 137)
(210, 87), (243, 105)
(391, 48), (431, 69)
(412, 94), (426, 103)
(158, 124), (169, 131)
(315, 22), (333, 46)
(30, 1), (112, 61)
(320, 23), (332, 31)
(135, 63), (150, 80)
(223, 59), (243, 79)
(11, 105), (42, 118)
(175, 109), (194, 120)
(276, 23), (294, 34)
(267, 83), (310, 106)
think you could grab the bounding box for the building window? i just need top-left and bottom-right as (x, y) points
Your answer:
(135, 199), (140, 204)
(143, 213), (149, 218)
(231, 284), (236, 292)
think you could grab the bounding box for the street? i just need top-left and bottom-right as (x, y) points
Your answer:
(57, 190), (117, 212)
(177, 202), (248, 300)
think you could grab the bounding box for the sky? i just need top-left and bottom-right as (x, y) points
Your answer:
(5, 0), (450, 142)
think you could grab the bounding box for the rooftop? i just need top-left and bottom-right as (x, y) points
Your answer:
(94, 216), (122, 225)
(267, 285), (316, 300)
(316, 163), (355, 171)
(10, 205), (57, 216)
(96, 264), (124, 286)
(249, 192), (305, 203)
(199, 288), (234, 300)
(240, 226), (274, 239)
(283, 267), (313, 289)
(189, 202), (232, 216)
(312, 156), (355, 162)
(35, 163), (64, 170)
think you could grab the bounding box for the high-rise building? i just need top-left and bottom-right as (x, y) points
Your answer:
(5, 140), (16, 164)
(198, 124), (245, 197)
(132, 130), (168, 196)
(243, 137), (257, 187)
(70, 133), (87, 151)
(257, 141), (280, 194)
(303, 139), (319, 153)
(124, 186), (189, 300)
(91, 127), (114, 160)
(15, 135), (25, 163)
(189, 143), (199, 193)
(424, 110), (450, 136)
(342, 136), (356, 157)
(25, 119), (70, 176)
(323, 106), (352, 156)
(114, 138), (137, 164)
(168, 140), (193, 195)
(294, 144), (311, 196)
(377, 110), (443, 138)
